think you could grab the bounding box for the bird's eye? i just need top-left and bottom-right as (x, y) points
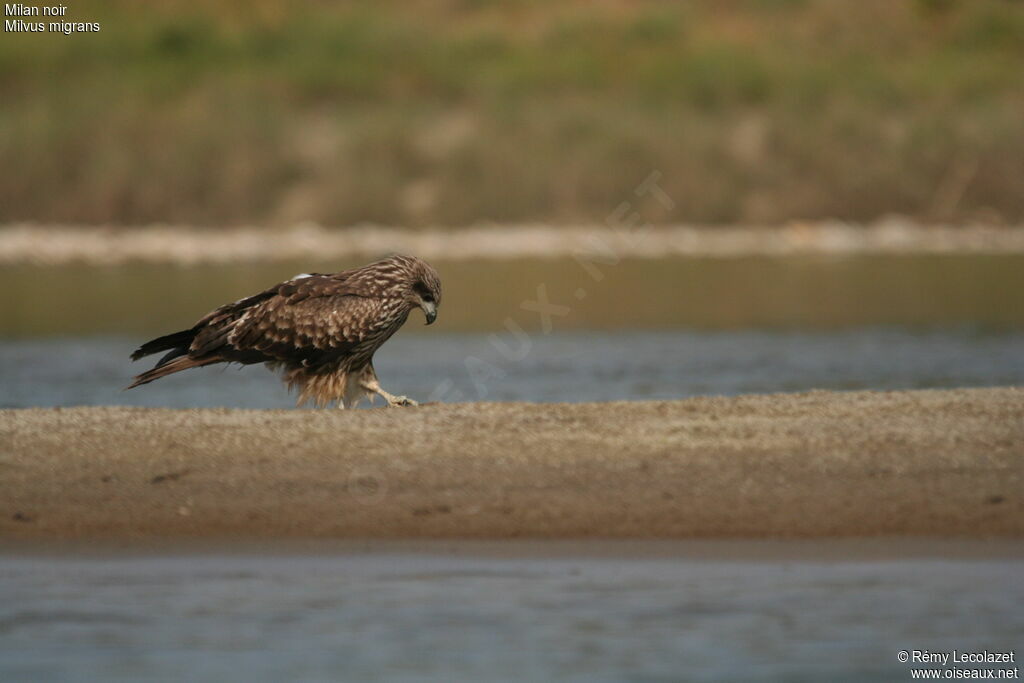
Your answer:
(422, 293), (435, 303)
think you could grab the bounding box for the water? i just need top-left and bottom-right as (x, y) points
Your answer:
(3, 254), (1022, 407)
(1, 546), (1021, 682)
(1, 329), (1022, 408)
(4, 254), (1024, 337)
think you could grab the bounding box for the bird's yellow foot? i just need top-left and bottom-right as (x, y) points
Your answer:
(360, 378), (418, 407)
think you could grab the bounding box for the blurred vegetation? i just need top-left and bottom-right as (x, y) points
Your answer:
(1, 0), (1023, 226)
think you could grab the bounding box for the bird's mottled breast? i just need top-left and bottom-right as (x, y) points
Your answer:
(342, 299), (411, 368)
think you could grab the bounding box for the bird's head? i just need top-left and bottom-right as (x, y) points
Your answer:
(412, 263), (442, 325)
(391, 255), (442, 325)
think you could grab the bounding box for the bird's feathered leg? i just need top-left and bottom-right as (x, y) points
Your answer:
(338, 376), (365, 410)
(358, 364), (417, 407)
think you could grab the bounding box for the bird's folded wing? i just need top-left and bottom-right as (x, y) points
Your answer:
(188, 275), (385, 362)
(228, 293), (384, 359)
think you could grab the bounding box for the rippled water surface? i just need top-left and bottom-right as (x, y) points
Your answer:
(1, 547), (1021, 682)
(2, 329), (1022, 408)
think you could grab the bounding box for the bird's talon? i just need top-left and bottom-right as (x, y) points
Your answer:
(388, 396), (418, 407)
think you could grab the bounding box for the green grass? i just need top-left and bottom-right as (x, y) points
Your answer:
(1, 0), (1023, 226)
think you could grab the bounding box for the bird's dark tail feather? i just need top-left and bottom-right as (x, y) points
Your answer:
(125, 355), (218, 390)
(130, 329), (196, 362)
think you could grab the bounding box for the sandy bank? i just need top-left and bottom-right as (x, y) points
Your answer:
(1, 388), (1021, 541)
(3, 221), (1024, 265)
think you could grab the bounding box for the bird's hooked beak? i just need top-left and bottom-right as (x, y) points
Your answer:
(421, 300), (437, 325)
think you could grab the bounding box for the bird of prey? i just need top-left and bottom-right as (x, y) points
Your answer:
(127, 254), (441, 408)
